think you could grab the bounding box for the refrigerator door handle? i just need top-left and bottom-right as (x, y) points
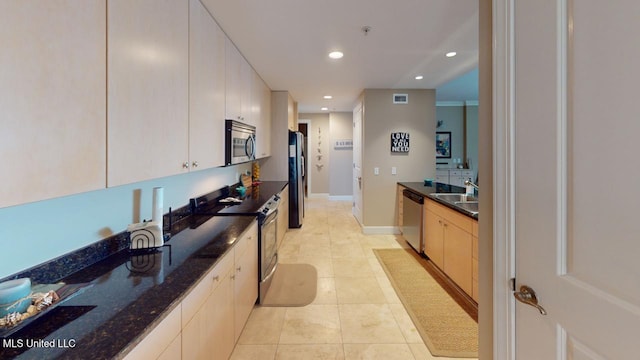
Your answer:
(300, 156), (305, 178)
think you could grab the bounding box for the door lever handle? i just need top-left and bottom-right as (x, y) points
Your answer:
(514, 285), (547, 315)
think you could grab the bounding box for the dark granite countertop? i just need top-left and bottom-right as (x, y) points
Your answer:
(218, 181), (288, 216)
(191, 181), (288, 217)
(1, 215), (256, 359)
(398, 182), (478, 220)
(0, 181), (290, 359)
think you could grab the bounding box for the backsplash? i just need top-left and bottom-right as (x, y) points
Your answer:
(0, 164), (250, 280)
(0, 203), (193, 285)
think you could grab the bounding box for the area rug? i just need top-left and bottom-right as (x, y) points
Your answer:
(260, 263), (317, 307)
(374, 249), (478, 358)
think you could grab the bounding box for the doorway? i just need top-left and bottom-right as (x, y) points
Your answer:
(298, 121), (309, 197)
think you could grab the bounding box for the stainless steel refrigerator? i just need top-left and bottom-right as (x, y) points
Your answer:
(289, 130), (305, 228)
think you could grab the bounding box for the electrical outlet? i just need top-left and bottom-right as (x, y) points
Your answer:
(374, 167), (379, 175)
(392, 167), (397, 175)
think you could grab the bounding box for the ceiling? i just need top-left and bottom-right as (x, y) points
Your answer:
(200, 0), (479, 113)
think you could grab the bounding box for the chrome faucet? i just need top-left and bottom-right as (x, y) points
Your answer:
(464, 179), (479, 190)
(464, 179), (479, 197)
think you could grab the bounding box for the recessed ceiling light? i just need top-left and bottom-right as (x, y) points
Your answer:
(321, 107), (329, 111)
(323, 95), (333, 99)
(415, 75), (424, 80)
(446, 51), (457, 58)
(329, 51), (344, 59)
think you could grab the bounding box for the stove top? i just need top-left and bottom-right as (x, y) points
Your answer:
(190, 181), (287, 217)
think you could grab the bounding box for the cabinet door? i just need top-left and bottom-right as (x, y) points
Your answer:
(123, 304), (181, 360)
(443, 222), (473, 295)
(182, 304), (210, 360)
(225, 39), (252, 123)
(107, 0), (189, 187)
(0, 1), (106, 208)
(189, 0), (225, 170)
(210, 269), (235, 360)
(435, 170), (450, 185)
(233, 222), (258, 342)
(471, 220), (478, 301)
(424, 209), (445, 269)
(158, 334), (181, 360)
(254, 74), (272, 159)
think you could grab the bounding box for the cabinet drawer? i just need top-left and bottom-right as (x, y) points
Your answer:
(235, 221), (258, 262)
(210, 252), (233, 292)
(182, 248), (233, 328)
(425, 199), (473, 233)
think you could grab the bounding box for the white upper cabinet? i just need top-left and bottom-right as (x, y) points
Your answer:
(107, 0), (190, 187)
(225, 39), (253, 124)
(253, 74), (272, 159)
(189, 0), (226, 170)
(0, 1), (106, 208)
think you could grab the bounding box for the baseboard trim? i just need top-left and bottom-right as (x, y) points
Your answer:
(362, 226), (401, 235)
(328, 195), (353, 201)
(307, 193), (329, 199)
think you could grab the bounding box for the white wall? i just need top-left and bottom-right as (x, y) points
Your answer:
(436, 103), (479, 181)
(0, 164), (249, 279)
(329, 112), (353, 198)
(436, 105), (465, 167)
(298, 113), (330, 195)
(362, 89), (436, 227)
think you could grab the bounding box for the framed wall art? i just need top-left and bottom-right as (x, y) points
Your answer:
(436, 131), (451, 158)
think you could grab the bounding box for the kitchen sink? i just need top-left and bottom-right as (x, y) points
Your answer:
(430, 193), (479, 216)
(453, 201), (479, 214)
(432, 193), (477, 203)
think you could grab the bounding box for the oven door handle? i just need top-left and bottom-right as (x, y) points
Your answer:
(262, 253), (278, 282)
(263, 209), (278, 226)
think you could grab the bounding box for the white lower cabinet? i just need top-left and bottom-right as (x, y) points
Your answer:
(158, 334), (182, 360)
(123, 305), (181, 360)
(435, 169), (474, 186)
(233, 222), (259, 342)
(126, 220), (258, 360)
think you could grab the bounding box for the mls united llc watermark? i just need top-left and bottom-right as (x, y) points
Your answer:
(2, 338), (76, 349)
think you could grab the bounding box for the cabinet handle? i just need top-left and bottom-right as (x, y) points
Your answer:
(212, 275), (219, 282)
(192, 161), (199, 168)
(230, 274), (235, 280)
(182, 162), (190, 169)
(236, 266), (242, 272)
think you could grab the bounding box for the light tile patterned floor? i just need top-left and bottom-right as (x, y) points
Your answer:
(230, 197), (477, 360)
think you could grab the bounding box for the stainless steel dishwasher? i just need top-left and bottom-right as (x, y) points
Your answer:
(402, 189), (424, 254)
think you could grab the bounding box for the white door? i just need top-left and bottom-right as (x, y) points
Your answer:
(352, 103), (363, 224)
(511, 0), (640, 358)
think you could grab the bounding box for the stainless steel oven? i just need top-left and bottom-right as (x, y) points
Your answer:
(225, 120), (256, 166)
(258, 195), (280, 304)
(259, 208), (278, 303)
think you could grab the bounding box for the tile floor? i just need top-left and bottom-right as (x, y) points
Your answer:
(230, 197), (477, 360)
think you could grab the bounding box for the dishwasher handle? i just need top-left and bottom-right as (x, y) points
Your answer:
(402, 189), (424, 204)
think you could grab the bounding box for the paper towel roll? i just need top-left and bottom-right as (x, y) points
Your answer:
(152, 187), (163, 229)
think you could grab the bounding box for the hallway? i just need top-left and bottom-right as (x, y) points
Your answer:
(230, 197), (477, 359)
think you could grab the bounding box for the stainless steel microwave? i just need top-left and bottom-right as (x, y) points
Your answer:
(225, 120), (256, 166)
